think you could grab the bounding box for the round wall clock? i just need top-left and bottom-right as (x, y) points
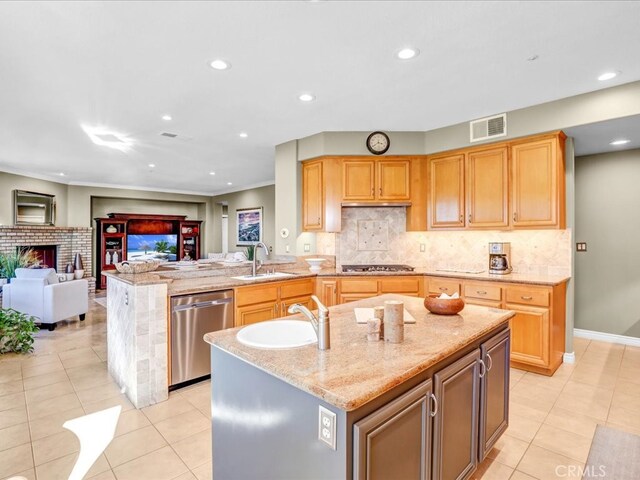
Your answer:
(366, 131), (390, 155)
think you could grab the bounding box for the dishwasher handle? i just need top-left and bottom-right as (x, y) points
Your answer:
(173, 297), (233, 312)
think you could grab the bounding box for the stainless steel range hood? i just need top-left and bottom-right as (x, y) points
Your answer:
(341, 201), (411, 207)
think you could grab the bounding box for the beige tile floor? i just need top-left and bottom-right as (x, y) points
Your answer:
(1, 297), (639, 479)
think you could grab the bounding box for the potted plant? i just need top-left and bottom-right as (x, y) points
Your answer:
(245, 245), (256, 261)
(0, 249), (38, 282)
(0, 308), (39, 354)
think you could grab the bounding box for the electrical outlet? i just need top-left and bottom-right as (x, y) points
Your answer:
(285, 244), (290, 253)
(318, 405), (337, 450)
(304, 243), (311, 252)
(420, 243), (426, 252)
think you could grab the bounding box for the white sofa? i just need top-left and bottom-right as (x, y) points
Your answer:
(2, 268), (89, 331)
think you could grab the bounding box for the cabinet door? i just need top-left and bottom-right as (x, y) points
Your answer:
(343, 160), (376, 201)
(432, 349), (480, 480)
(318, 279), (339, 307)
(479, 329), (510, 461)
(427, 278), (461, 296)
(466, 147), (509, 228)
(235, 302), (278, 327)
(340, 294), (372, 304)
(428, 154), (465, 228)
(379, 277), (422, 296)
(354, 379), (433, 480)
(377, 160), (410, 200)
(302, 161), (324, 231)
(511, 137), (559, 227)
(506, 303), (550, 368)
(340, 278), (378, 295)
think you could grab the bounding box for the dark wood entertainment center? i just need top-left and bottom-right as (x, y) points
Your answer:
(95, 213), (202, 289)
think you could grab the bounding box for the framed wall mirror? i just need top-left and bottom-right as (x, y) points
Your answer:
(14, 190), (56, 225)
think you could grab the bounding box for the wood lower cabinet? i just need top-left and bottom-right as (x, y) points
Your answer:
(317, 279), (339, 307)
(318, 276), (424, 305)
(426, 278), (461, 297)
(354, 379), (433, 480)
(234, 279), (314, 327)
(464, 282), (502, 309)
(479, 329), (510, 461)
(353, 327), (510, 480)
(432, 349), (481, 480)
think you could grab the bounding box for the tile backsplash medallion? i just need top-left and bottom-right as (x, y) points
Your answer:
(316, 207), (571, 276)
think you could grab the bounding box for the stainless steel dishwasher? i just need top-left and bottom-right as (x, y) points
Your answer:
(170, 290), (234, 388)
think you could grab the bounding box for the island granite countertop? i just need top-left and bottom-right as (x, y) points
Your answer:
(204, 294), (514, 411)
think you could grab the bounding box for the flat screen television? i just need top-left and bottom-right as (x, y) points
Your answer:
(127, 234), (178, 262)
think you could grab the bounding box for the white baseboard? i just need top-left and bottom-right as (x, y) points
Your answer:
(563, 352), (576, 363)
(573, 328), (640, 347)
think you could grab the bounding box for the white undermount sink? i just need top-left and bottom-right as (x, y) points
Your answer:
(231, 272), (296, 281)
(236, 320), (317, 349)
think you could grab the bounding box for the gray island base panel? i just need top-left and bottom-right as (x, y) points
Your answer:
(208, 294), (513, 480)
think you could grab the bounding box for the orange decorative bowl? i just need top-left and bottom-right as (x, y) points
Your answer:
(424, 294), (465, 315)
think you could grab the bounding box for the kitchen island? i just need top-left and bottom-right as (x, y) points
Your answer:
(205, 294), (514, 480)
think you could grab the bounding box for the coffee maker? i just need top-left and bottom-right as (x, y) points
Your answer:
(489, 242), (512, 275)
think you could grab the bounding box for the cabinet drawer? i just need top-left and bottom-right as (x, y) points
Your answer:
(340, 278), (378, 294)
(280, 279), (314, 300)
(235, 284), (279, 307)
(428, 278), (461, 295)
(464, 283), (502, 302)
(505, 286), (549, 307)
(379, 277), (421, 294)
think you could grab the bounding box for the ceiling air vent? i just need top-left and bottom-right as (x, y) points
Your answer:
(470, 113), (507, 142)
(160, 132), (178, 138)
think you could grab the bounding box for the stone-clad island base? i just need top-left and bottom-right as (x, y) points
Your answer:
(206, 294), (514, 480)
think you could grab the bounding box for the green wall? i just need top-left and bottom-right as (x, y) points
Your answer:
(575, 148), (640, 338)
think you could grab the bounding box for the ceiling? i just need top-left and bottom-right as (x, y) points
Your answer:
(566, 114), (640, 156)
(1, 1), (639, 195)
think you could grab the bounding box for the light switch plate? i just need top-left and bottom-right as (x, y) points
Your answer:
(576, 242), (587, 252)
(304, 243), (311, 252)
(420, 243), (426, 252)
(318, 405), (337, 450)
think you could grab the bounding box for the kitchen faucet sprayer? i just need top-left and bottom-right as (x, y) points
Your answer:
(288, 295), (330, 350)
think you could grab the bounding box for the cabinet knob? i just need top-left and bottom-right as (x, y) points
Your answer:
(459, 214), (463, 222)
(513, 212), (517, 222)
(429, 393), (438, 417)
(485, 353), (493, 371)
(317, 217), (321, 224)
(479, 359), (487, 378)
(379, 187), (382, 196)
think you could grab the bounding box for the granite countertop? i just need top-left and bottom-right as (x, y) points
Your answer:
(204, 294), (514, 411)
(102, 264), (570, 294)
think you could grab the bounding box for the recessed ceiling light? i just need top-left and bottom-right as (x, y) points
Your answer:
(209, 171), (216, 175)
(59, 172), (65, 176)
(298, 93), (316, 102)
(239, 132), (248, 138)
(598, 71), (618, 81)
(162, 115), (172, 121)
(148, 163), (156, 168)
(527, 54), (539, 61)
(610, 139), (630, 146)
(396, 48), (419, 60)
(210, 59), (230, 70)
(227, 182), (233, 186)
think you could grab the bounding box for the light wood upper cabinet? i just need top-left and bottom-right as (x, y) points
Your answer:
(510, 134), (565, 228)
(466, 147), (509, 229)
(302, 160), (323, 231)
(377, 160), (411, 200)
(302, 158), (341, 232)
(343, 158), (410, 202)
(343, 160), (376, 201)
(428, 154), (465, 228)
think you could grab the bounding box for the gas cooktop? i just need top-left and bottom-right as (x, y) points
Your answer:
(341, 264), (415, 273)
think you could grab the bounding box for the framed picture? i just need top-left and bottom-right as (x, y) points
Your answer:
(236, 207), (263, 245)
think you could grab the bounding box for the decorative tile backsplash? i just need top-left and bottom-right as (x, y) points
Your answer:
(357, 220), (389, 251)
(317, 207), (571, 276)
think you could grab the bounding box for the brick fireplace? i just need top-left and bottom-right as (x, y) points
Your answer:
(0, 226), (95, 295)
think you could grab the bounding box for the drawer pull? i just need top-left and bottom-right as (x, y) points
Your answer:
(520, 295), (533, 301)
(429, 393), (438, 417)
(477, 290), (487, 295)
(439, 287), (448, 291)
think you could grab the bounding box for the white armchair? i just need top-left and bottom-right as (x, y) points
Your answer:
(2, 268), (89, 331)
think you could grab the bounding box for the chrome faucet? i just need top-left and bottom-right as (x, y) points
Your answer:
(252, 242), (269, 277)
(288, 295), (330, 350)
